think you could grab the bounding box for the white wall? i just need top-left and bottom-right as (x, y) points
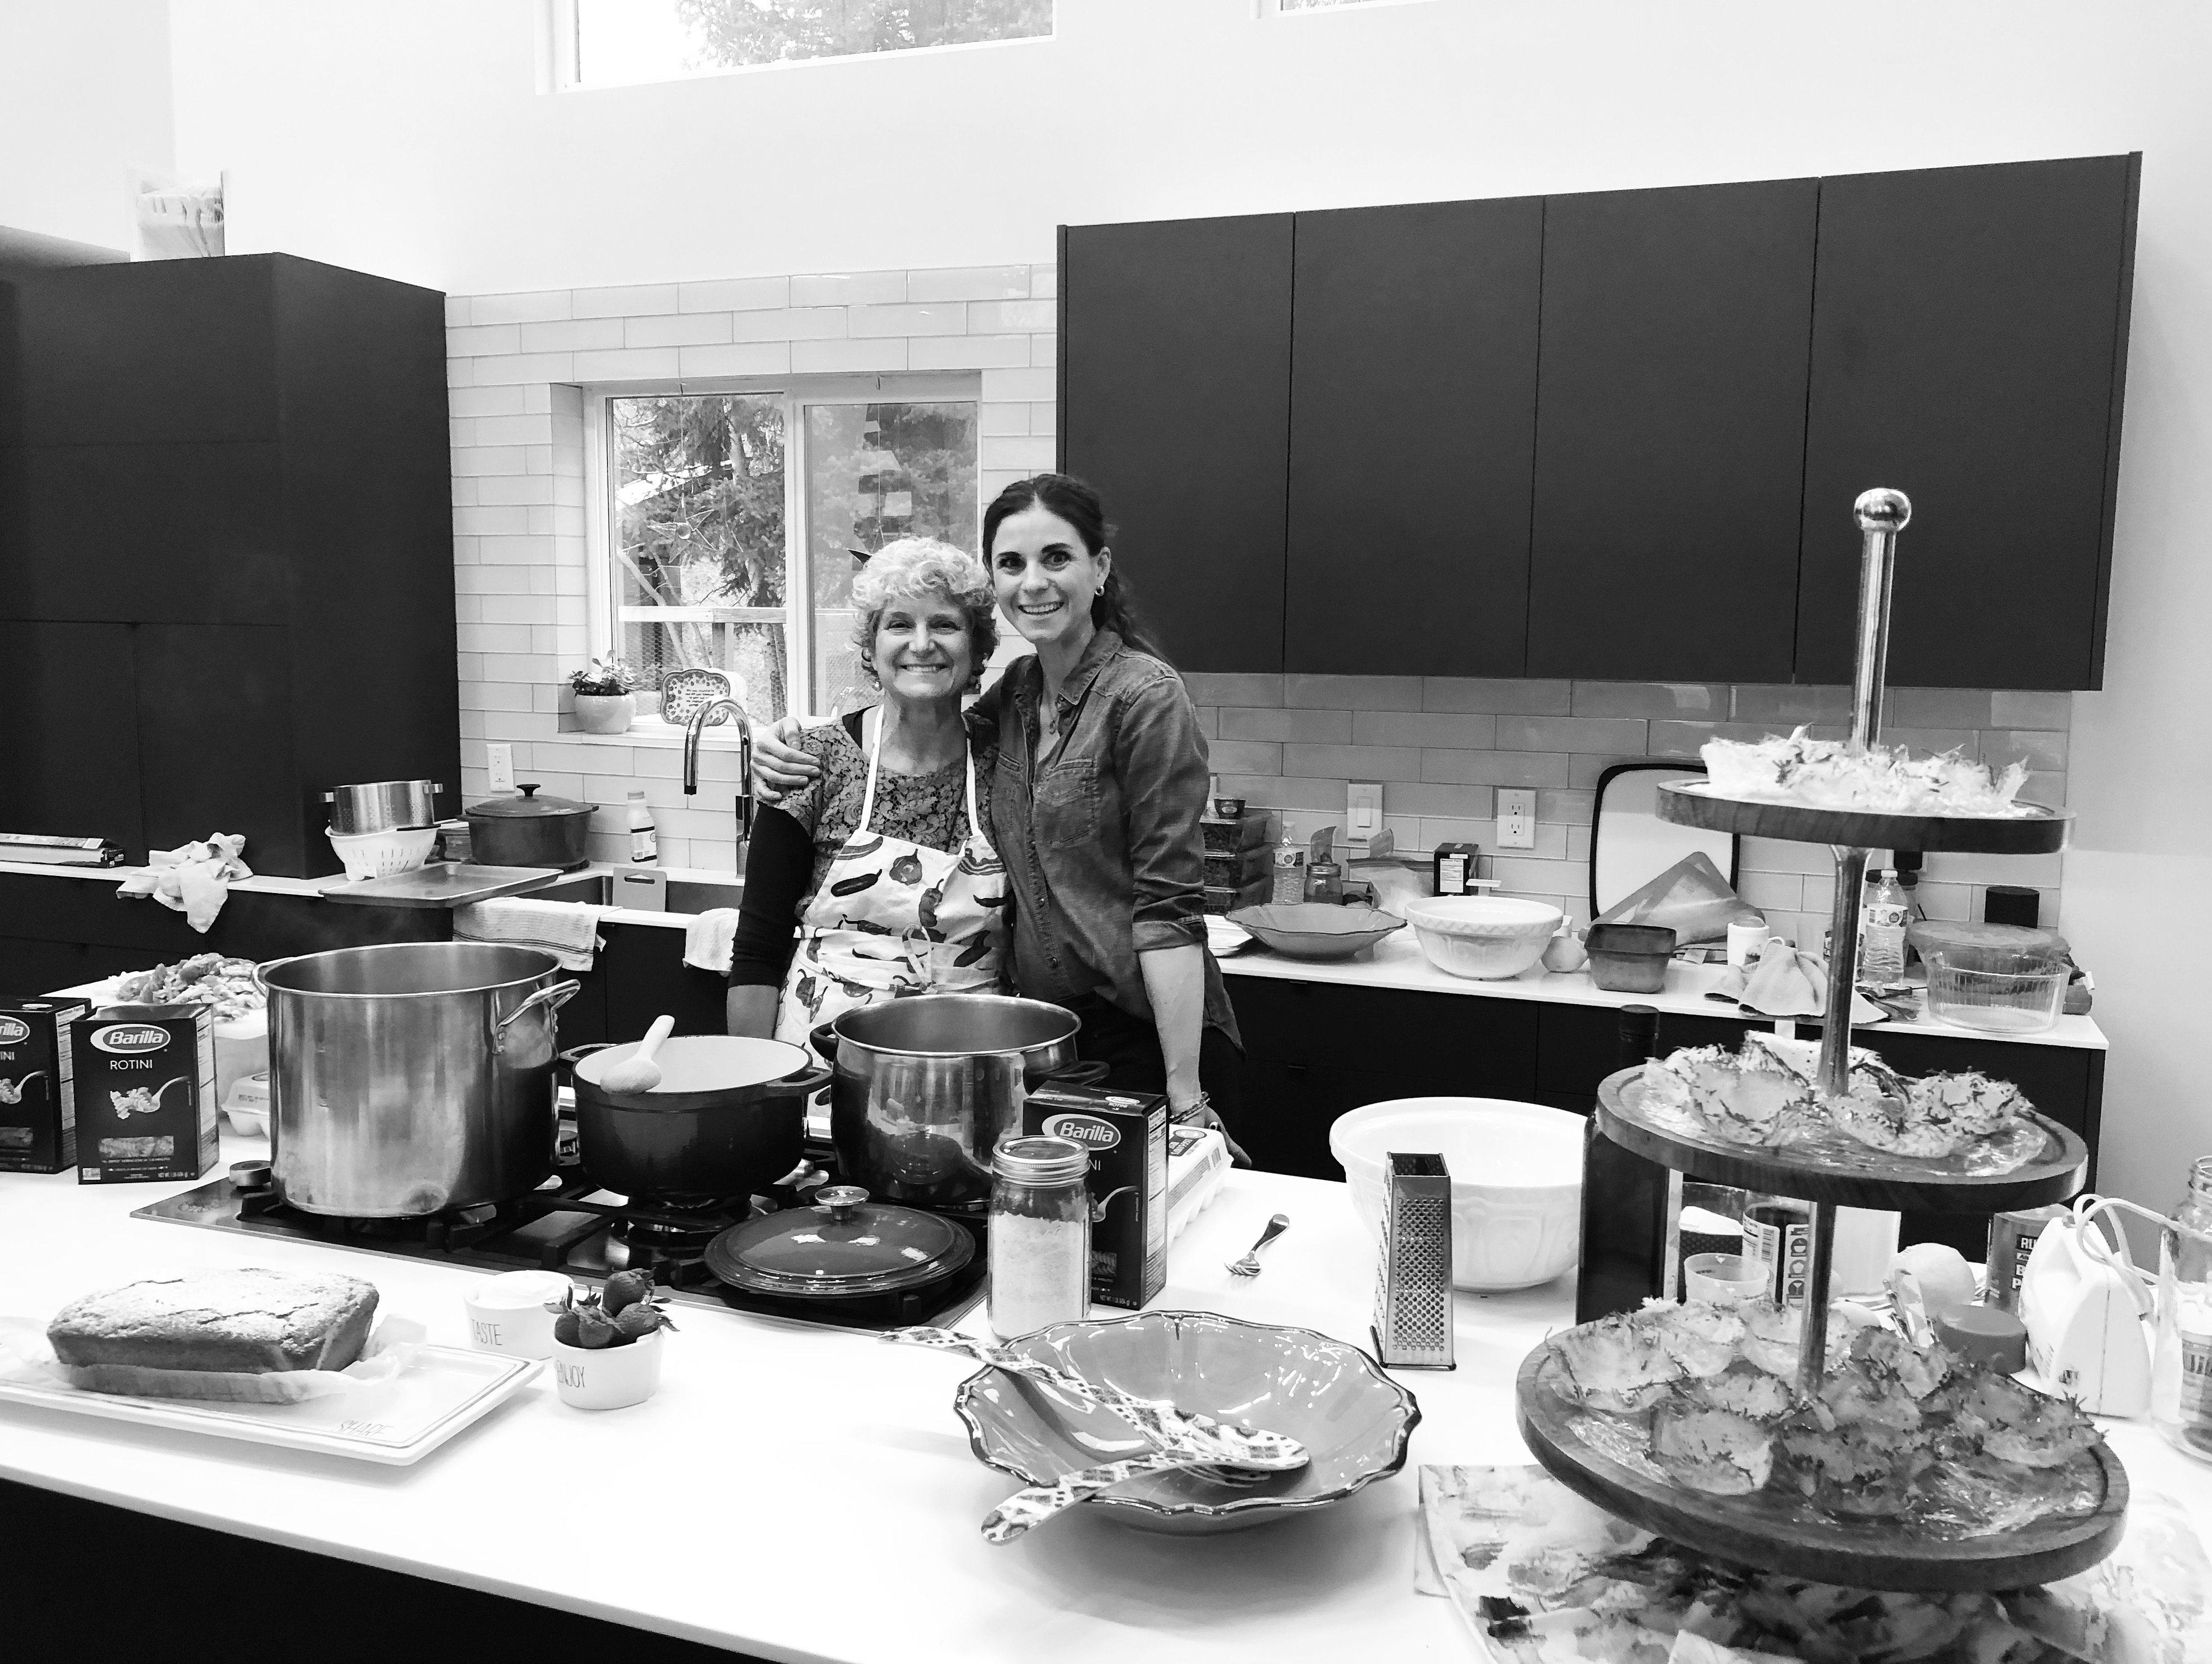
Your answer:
(160, 0), (2212, 1217)
(0, 0), (174, 250)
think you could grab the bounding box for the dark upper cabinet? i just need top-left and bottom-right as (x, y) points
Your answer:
(1526, 179), (1818, 682)
(1059, 216), (1293, 673)
(1796, 157), (2139, 689)
(1285, 199), (1541, 676)
(133, 625), (301, 869)
(0, 621), (145, 851)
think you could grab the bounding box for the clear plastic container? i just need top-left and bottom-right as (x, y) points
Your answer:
(1924, 956), (2066, 1032)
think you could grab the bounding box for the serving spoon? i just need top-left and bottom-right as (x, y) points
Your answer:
(596, 1014), (673, 1093)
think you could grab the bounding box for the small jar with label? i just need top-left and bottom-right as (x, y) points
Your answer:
(2153, 1156), (2212, 1461)
(988, 1135), (1093, 1340)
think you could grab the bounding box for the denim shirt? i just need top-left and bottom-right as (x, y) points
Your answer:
(977, 631), (1239, 1040)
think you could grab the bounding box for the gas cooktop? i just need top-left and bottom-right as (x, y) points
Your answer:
(133, 1170), (987, 1333)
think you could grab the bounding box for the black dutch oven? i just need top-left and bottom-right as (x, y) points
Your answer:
(563, 1034), (830, 1203)
(467, 783), (597, 871)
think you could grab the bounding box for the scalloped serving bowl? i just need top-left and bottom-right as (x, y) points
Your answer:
(1401, 894), (1563, 979)
(1224, 902), (1405, 960)
(953, 1310), (1421, 1535)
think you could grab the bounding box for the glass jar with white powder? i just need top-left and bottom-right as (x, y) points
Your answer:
(988, 1135), (1092, 1340)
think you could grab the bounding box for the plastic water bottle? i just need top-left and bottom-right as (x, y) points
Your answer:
(1858, 868), (1909, 983)
(627, 790), (658, 864)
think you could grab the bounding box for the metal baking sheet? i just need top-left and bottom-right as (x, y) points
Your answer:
(316, 862), (570, 908)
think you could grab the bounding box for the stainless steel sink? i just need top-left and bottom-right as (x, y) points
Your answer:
(529, 872), (743, 915)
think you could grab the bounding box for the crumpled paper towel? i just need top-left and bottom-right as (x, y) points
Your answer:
(118, 834), (252, 933)
(1716, 937), (1885, 1025)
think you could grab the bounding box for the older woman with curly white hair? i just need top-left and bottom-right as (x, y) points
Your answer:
(725, 537), (1011, 1042)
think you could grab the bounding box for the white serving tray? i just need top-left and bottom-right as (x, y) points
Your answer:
(0, 1344), (540, 1465)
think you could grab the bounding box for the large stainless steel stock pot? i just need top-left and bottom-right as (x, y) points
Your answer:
(259, 943), (579, 1217)
(812, 995), (1105, 1213)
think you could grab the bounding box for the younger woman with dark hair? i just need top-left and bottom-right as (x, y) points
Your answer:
(752, 474), (1245, 1156)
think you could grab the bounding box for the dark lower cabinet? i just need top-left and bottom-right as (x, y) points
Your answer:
(1525, 178), (1818, 683)
(1796, 156), (2139, 690)
(1284, 197), (1542, 676)
(1058, 215), (1293, 674)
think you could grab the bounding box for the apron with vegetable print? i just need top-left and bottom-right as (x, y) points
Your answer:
(773, 722), (1010, 1044)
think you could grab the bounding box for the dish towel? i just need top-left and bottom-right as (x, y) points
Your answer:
(117, 834), (252, 933)
(1713, 938), (1886, 1026)
(454, 900), (602, 972)
(683, 908), (742, 974)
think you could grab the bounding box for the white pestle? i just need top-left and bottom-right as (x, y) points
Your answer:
(598, 1014), (674, 1093)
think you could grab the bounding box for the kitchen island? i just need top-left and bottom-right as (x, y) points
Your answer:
(2, 1137), (2206, 1662)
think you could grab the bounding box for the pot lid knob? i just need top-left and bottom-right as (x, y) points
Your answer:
(518, 783), (540, 798)
(817, 1184), (869, 1222)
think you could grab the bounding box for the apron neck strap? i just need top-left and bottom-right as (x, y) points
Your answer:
(858, 707), (980, 840)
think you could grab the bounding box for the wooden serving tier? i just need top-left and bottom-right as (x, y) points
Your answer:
(1594, 1066), (2090, 1214)
(1657, 780), (2072, 856)
(1516, 1346), (2131, 1593)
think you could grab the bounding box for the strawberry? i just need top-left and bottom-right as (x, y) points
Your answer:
(603, 1268), (654, 1316)
(551, 1310), (583, 1348)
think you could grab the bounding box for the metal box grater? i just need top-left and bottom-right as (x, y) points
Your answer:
(1371, 1152), (1455, 1369)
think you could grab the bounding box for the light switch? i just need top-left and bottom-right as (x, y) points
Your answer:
(1496, 788), (1536, 849)
(1347, 781), (1384, 840)
(486, 743), (516, 795)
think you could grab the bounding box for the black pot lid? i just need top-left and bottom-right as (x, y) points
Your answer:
(467, 783), (596, 819)
(705, 1186), (973, 1297)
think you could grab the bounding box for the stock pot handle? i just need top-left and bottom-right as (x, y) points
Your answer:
(493, 979), (581, 1053)
(765, 1064), (833, 1098)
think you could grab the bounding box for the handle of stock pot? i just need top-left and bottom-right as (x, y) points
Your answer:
(249, 957), (291, 1000)
(1037, 1060), (1111, 1088)
(766, 1064), (834, 1098)
(493, 979), (581, 1053)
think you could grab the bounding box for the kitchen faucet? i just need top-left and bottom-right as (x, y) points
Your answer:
(681, 697), (753, 849)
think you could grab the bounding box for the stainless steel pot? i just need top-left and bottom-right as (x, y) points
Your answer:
(323, 779), (445, 834)
(466, 783), (596, 871)
(816, 995), (1105, 1213)
(565, 1035), (830, 1203)
(259, 943), (580, 1217)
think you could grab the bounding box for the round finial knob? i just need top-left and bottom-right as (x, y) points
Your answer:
(817, 1184), (868, 1221)
(1854, 488), (1911, 532)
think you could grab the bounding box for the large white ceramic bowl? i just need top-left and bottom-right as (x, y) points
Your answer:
(1401, 895), (1563, 979)
(1329, 1097), (1584, 1290)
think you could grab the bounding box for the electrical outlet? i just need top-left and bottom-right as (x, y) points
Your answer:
(1496, 788), (1536, 849)
(485, 742), (516, 795)
(1346, 781), (1384, 841)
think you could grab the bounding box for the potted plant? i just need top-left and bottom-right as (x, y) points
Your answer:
(569, 658), (643, 735)
(544, 1269), (676, 1409)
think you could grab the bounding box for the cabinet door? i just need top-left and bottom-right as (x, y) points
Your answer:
(1059, 216), (1292, 672)
(1285, 199), (1542, 675)
(132, 624), (301, 870)
(1796, 157), (2138, 689)
(0, 621), (145, 852)
(1526, 180), (1817, 682)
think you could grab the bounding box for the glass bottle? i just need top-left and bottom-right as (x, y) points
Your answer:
(988, 1135), (1093, 1340)
(2151, 1157), (2212, 1460)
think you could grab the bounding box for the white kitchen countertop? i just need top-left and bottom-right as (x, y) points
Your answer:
(1220, 930), (2110, 1052)
(2, 1143), (2202, 1659)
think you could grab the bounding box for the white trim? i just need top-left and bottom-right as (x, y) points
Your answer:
(1256, 0), (1437, 14)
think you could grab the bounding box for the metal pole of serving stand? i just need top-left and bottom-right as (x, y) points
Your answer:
(1800, 487), (1911, 1396)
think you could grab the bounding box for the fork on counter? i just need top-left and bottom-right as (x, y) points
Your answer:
(1227, 1213), (1291, 1277)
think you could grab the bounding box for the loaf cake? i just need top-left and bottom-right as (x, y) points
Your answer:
(47, 1268), (380, 1375)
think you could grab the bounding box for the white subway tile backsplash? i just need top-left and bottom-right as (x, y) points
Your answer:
(730, 306), (849, 342)
(981, 366), (1055, 401)
(1183, 673), (1282, 706)
(1570, 681), (1727, 718)
(980, 435), (1055, 472)
(966, 299), (1056, 332)
(572, 347), (682, 380)
(1285, 674), (1422, 711)
(449, 386), (528, 418)
(1497, 714), (1649, 754)
(472, 352), (576, 385)
(627, 313), (734, 348)
(679, 342), (793, 377)
(1422, 750), (1569, 788)
(679, 276), (790, 313)
(909, 335), (1030, 369)
(791, 270), (907, 306)
(794, 338), (909, 373)
(471, 291), (573, 325)
(447, 323), (522, 357)
(1352, 710), (1496, 748)
(905, 265), (1031, 302)
(848, 302), (966, 337)
(1423, 677), (1571, 715)
(1284, 743), (1421, 779)
(514, 318), (624, 353)
(1218, 707), (1351, 743)
(573, 284), (681, 318)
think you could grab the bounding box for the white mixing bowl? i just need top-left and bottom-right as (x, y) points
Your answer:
(1401, 895), (1563, 979)
(1329, 1097), (1584, 1290)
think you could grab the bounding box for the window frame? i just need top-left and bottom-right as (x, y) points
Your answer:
(583, 371), (985, 731)
(547, 0), (1056, 91)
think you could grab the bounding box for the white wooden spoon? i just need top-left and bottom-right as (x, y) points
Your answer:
(597, 1014), (674, 1093)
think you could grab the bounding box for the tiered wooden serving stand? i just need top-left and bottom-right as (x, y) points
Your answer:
(1514, 490), (2126, 1592)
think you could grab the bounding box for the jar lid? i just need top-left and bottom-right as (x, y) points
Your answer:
(703, 1186), (973, 1297)
(1934, 1302), (2030, 1372)
(992, 1134), (1091, 1186)
(467, 783), (596, 819)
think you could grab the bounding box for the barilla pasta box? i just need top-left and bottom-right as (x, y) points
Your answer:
(1025, 1082), (1167, 1311)
(73, 1004), (217, 1184)
(0, 998), (88, 1173)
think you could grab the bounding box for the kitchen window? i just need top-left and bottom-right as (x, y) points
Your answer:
(558, 0), (1052, 87)
(588, 376), (982, 730)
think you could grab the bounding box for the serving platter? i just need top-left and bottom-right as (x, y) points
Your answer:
(1657, 780), (2072, 855)
(1514, 1345), (2128, 1592)
(0, 1341), (538, 1465)
(1594, 1065), (2088, 1212)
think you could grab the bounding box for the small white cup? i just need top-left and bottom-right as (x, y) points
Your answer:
(461, 1269), (574, 1359)
(1726, 921), (1771, 970)
(1684, 1252), (1768, 1306)
(551, 1328), (664, 1410)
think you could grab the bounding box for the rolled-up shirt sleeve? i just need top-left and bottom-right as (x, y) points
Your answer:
(1117, 670), (1212, 954)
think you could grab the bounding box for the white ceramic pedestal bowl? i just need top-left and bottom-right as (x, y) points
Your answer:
(1402, 895), (1563, 979)
(1329, 1097), (1584, 1290)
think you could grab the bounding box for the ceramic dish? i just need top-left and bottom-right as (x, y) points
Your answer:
(1401, 895), (1563, 979)
(1224, 903), (1405, 960)
(953, 1309), (1419, 1535)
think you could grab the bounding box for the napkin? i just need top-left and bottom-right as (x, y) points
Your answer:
(1715, 938), (1885, 1026)
(454, 899), (601, 972)
(117, 834), (252, 933)
(683, 907), (742, 973)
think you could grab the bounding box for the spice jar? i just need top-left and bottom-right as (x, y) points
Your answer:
(988, 1135), (1093, 1340)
